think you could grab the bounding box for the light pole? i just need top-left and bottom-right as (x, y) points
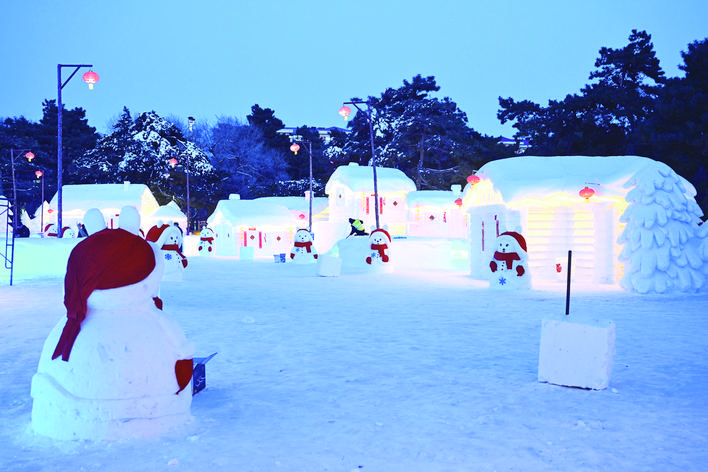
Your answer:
(186, 116), (195, 234)
(289, 138), (314, 232)
(9, 149), (34, 233)
(339, 100), (380, 229)
(35, 170), (45, 234)
(57, 64), (98, 237)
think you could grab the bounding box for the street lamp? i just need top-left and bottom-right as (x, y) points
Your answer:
(9, 149), (34, 233)
(186, 116), (195, 234)
(57, 64), (98, 238)
(339, 100), (380, 229)
(288, 138), (314, 232)
(35, 170), (45, 233)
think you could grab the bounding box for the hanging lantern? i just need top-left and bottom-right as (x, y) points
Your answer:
(454, 198), (463, 207)
(168, 158), (178, 168)
(25, 151), (35, 162)
(339, 105), (352, 121)
(290, 143), (300, 155)
(82, 70), (100, 90)
(466, 174), (480, 185)
(579, 186), (595, 200)
(35, 170), (43, 178)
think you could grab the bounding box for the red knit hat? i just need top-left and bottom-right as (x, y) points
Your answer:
(371, 228), (391, 242)
(52, 229), (157, 361)
(145, 224), (170, 244)
(499, 231), (527, 253)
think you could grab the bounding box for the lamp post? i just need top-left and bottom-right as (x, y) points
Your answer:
(186, 116), (195, 234)
(57, 64), (98, 237)
(9, 149), (34, 234)
(35, 170), (45, 233)
(289, 138), (314, 232)
(339, 100), (380, 229)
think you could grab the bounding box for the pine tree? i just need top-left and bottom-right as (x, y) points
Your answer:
(618, 161), (706, 293)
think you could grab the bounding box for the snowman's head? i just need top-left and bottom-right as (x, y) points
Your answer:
(496, 231), (527, 254)
(201, 227), (215, 238)
(294, 229), (312, 243)
(163, 226), (182, 246)
(369, 228), (391, 246)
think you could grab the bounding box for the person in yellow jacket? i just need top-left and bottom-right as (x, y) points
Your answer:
(348, 217), (368, 237)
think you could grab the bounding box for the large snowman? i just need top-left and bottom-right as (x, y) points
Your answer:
(488, 231), (531, 289)
(31, 206), (195, 440)
(146, 223), (188, 281)
(290, 228), (318, 263)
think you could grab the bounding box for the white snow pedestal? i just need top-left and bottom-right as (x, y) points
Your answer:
(538, 315), (616, 390)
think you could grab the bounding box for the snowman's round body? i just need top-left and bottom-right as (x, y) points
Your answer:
(30, 246), (195, 440)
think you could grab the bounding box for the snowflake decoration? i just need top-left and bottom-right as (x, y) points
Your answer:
(498, 276), (507, 286)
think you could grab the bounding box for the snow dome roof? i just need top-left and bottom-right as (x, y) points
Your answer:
(150, 202), (186, 219)
(207, 199), (298, 227)
(325, 163), (416, 194)
(48, 183), (159, 213)
(256, 196), (329, 216)
(407, 190), (461, 207)
(470, 155), (696, 203)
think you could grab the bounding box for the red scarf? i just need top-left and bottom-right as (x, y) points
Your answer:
(493, 251), (520, 267)
(162, 244), (188, 268)
(52, 229), (156, 361)
(371, 243), (388, 258)
(294, 241), (313, 253)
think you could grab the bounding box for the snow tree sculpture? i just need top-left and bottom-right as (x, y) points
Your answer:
(618, 161), (707, 293)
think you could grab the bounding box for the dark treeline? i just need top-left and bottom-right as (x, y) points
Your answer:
(2, 30), (706, 222)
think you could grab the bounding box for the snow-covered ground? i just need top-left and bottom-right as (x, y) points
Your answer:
(2, 240), (707, 471)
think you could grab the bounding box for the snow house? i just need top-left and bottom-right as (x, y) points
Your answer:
(47, 182), (160, 236)
(325, 163), (416, 237)
(406, 186), (467, 239)
(463, 155), (703, 286)
(206, 195), (298, 258)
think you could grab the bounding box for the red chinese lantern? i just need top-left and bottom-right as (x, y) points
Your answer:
(579, 186), (595, 200)
(82, 70), (99, 90)
(168, 158), (178, 168)
(290, 143), (300, 155)
(455, 198), (463, 207)
(35, 170), (43, 178)
(339, 105), (352, 121)
(466, 174), (480, 185)
(25, 152), (35, 162)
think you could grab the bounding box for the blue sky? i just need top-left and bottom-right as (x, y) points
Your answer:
(2, 0), (707, 138)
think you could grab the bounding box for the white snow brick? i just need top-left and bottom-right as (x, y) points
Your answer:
(538, 316), (615, 390)
(239, 245), (254, 260)
(317, 254), (342, 277)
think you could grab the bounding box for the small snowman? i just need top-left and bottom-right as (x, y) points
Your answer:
(198, 227), (216, 255)
(488, 231), (530, 289)
(366, 228), (391, 265)
(146, 223), (188, 281)
(290, 228), (318, 263)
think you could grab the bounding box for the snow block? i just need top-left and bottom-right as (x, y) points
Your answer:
(317, 254), (342, 277)
(273, 253), (286, 263)
(538, 316), (615, 390)
(239, 246), (254, 260)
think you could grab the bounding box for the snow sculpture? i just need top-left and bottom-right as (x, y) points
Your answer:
(618, 162), (708, 293)
(146, 223), (188, 281)
(488, 231), (530, 289)
(290, 228), (318, 263)
(198, 227), (216, 255)
(31, 215), (195, 440)
(366, 228), (391, 265)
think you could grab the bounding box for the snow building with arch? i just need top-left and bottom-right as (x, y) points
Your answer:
(462, 155), (707, 293)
